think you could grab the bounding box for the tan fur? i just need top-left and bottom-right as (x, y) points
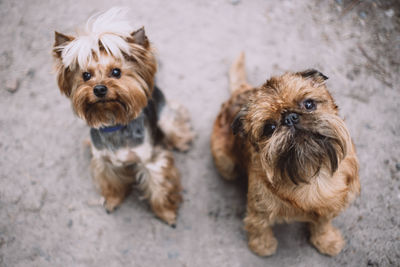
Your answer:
(91, 154), (136, 212)
(53, 16), (192, 226)
(91, 143), (182, 225)
(211, 53), (360, 256)
(53, 41), (156, 128)
(229, 51), (252, 93)
(137, 148), (182, 225)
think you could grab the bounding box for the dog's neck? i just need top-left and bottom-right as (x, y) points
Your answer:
(90, 86), (165, 151)
(99, 125), (126, 133)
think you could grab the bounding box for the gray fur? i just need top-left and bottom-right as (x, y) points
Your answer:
(90, 114), (146, 151)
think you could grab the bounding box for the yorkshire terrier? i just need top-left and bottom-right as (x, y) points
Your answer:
(211, 53), (360, 256)
(53, 8), (194, 226)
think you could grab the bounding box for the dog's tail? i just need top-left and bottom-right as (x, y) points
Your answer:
(229, 52), (251, 94)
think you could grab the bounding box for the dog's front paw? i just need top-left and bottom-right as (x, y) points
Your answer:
(154, 208), (178, 227)
(101, 196), (123, 213)
(248, 233), (278, 257)
(310, 225), (344, 256)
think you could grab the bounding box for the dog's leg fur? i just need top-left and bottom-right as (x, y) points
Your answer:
(309, 219), (345, 256)
(211, 112), (238, 180)
(244, 169), (278, 256)
(137, 148), (182, 225)
(159, 101), (194, 152)
(91, 157), (135, 212)
(244, 210), (278, 256)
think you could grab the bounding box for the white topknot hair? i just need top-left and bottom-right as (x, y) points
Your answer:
(59, 7), (133, 69)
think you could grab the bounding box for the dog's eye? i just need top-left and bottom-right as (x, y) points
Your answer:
(304, 99), (316, 110)
(111, 68), (121, 78)
(262, 122), (276, 137)
(82, 72), (91, 81)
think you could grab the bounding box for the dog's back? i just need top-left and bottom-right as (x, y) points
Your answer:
(210, 53), (254, 180)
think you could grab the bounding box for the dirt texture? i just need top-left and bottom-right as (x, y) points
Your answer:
(0, 0), (399, 266)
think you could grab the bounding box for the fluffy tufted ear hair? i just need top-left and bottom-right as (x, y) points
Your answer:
(53, 31), (75, 97)
(56, 68), (74, 97)
(53, 31), (75, 59)
(298, 69), (328, 84)
(130, 27), (149, 48)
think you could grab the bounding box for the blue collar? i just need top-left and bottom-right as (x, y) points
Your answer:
(99, 125), (126, 133)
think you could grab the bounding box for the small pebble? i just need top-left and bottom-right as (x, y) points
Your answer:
(385, 9), (394, 18)
(123, 217), (132, 223)
(359, 11), (367, 19)
(364, 123), (372, 129)
(26, 69), (35, 78)
(5, 78), (19, 93)
(230, 0), (240, 5)
(395, 163), (400, 171)
(167, 251), (179, 259)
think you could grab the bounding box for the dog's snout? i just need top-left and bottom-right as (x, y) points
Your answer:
(284, 113), (300, 127)
(93, 85), (108, 98)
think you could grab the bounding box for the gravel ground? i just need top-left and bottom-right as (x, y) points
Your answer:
(0, 0), (399, 266)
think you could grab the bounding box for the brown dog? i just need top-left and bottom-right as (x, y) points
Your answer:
(211, 53), (360, 256)
(53, 8), (194, 226)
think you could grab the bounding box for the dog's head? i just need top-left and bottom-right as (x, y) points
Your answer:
(232, 70), (351, 184)
(53, 8), (156, 128)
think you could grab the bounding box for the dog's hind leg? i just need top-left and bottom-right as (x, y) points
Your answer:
(210, 99), (242, 181)
(137, 148), (182, 226)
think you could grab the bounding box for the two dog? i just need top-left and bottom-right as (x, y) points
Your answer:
(53, 8), (359, 256)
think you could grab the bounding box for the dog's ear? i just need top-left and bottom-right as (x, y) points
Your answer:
(56, 68), (73, 97)
(298, 69), (328, 84)
(231, 109), (247, 136)
(53, 31), (74, 59)
(130, 27), (149, 48)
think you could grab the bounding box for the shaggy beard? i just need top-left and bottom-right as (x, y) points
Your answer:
(71, 83), (149, 128)
(261, 117), (348, 185)
(83, 101), (130, 128)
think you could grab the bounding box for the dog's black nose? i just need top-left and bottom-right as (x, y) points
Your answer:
(93, 85), (108, 98)
(284, 113), (300, 126)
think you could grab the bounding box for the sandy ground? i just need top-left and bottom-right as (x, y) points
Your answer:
(0, 0), (399, 266)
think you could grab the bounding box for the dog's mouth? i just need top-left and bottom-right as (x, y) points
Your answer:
(271, 128), (345, 185)
(88, 99), (127, 110)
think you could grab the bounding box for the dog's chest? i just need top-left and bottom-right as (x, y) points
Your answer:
(259, 169), (349, 218)
(92, 134), (153, 167)
(90, 116), (154, 166)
